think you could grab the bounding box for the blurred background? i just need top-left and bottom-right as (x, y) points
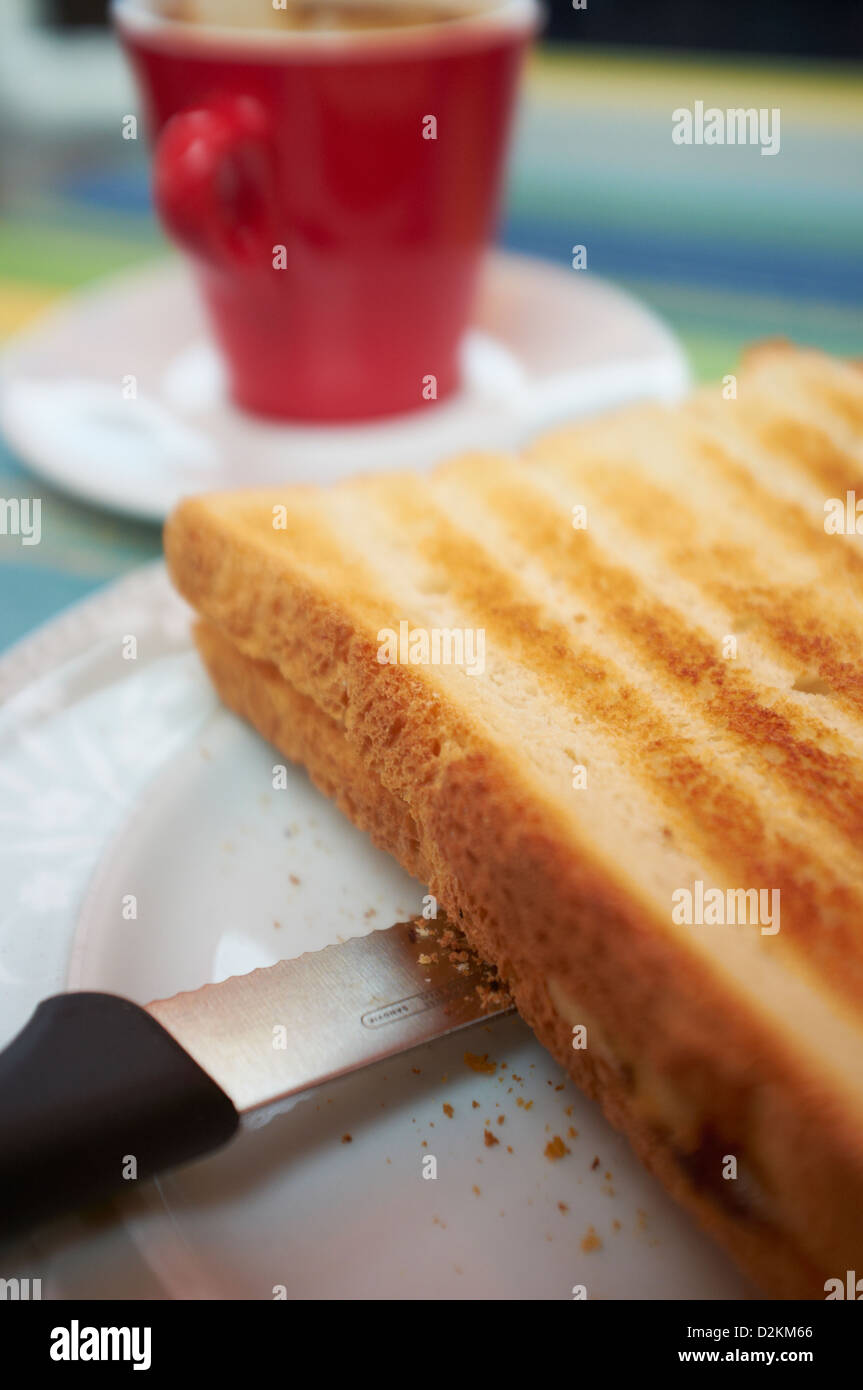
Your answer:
(1, 0), (861, 647)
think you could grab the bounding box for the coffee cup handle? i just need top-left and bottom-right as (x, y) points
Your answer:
(152, 96), (276, 271)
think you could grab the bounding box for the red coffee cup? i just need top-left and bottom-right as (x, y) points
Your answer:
(113, 1), (539, 422)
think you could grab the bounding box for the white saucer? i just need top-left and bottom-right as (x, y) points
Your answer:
(0, 253), (689, 523)
(0, 565), (751, 1300)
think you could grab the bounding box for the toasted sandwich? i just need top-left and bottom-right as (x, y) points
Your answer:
(165, 342), (863, 1298)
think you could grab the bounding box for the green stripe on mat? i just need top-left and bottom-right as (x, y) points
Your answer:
(0, 221), (164, 289)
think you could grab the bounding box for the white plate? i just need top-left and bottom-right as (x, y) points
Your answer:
(0, 253), (689, 523)
(0, 565), (753, 1299)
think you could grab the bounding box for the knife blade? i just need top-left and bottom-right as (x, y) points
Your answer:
(0, 918), (512, 1237)
(147, 917), (513, 1116)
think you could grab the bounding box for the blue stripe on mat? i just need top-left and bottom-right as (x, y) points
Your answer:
(502, 218), (863, 304)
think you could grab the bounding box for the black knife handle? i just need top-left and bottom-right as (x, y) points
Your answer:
(0, 992), (239, 1240)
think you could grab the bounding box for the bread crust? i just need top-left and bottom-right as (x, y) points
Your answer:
(194, 617), (431, 883)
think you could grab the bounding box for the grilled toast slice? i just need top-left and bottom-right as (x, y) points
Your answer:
(166, 342), (863, 1297)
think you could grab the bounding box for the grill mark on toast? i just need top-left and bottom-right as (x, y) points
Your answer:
(459, 464), (863, 844)
(397, 483), (863, 1006)
(372, 481), (863, 1006)
(689, 421), (863, 579)
(544, 431), (863, 722)
(816, 388), (863, 434)
(756, 417), (863, 499)
(742, 351), (863, 432)
(654, 431), (863, 714)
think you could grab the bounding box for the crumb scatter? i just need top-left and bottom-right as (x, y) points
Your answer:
(581, 1225), (602, 1253)
(465, 1051), (497, 1075)
(545, 1135), (570, 1161)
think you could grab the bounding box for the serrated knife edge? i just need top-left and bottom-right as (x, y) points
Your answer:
(146, 919), (513, 1114)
